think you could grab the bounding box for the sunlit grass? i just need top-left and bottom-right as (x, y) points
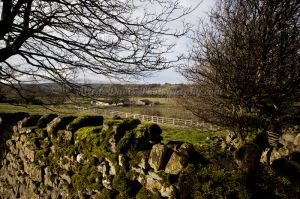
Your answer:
(161, 125), (227, 145)
(0, 103), (226, 145)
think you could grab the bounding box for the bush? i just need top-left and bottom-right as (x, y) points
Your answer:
(178, 164), (250, 199)
(271, 158), (300, 183)
(252, 164), (300, 198)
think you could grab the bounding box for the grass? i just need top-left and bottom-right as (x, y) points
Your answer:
(161, 125), (227, 145)
(87, 97), (195, 119)
(108, 105), (195, 119)
(0, 103), (226, 145)
(0, 103), (104, 115)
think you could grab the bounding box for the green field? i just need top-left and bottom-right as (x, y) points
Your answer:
(0, 103), (224, 145)
(0, 103), (79, 115)
(161, 125), (227, 145)
(106, 97), (196, 119)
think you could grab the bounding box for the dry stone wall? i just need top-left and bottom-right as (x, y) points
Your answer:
(0, 113), (207, 199)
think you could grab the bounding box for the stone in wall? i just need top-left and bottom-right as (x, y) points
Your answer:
(0, 113), (203, 199)
(17, 115), (42, 129)
(46, 116), (76, 137)
(148, 143), (169, 171)
(37, 114), (58, 128)
(165, 151), (189, 175)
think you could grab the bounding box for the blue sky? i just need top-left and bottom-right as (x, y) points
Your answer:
(1, 0), (215, 84)
(142, 0), (215, 84)
(80, 0), (215, 84)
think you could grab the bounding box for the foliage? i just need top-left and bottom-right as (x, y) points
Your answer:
(271, 158), (300, 183)
(182, 0), (300, 139)
(251, 164), (300, 198)
(178, 164), (249, 199)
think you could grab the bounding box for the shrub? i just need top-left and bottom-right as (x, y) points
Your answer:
(252, 164), (300, 198)
(178, 164), (250, 199)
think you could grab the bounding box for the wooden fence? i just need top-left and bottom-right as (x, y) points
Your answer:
(76, 106), (220, 131)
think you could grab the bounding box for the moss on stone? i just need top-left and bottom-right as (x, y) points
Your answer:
(129, 151), (148, 167)
(36, 147), (51, 162)
(37, 113), (58, 128)
(104, 119), (141, 144)
(104, 119), (124, 128)
(155, 171), (173, 186)
(67, 115), (103, 133)
(116, 131), (135, 154)
(26, 132), (41, 149)
(0, 112), (29, 126)
(71, 165), (102, 192)
(112, 168), (139, 197)
(19, 114), (42, 127)
(74, 126), (106, 158)
(47, 116), (76, 136)
(134, 123), (162, 148)
(99, 189), (118, 199)
(74, 126), (102, 142)
(251, 164), (300, 198)
(136, 187), (162, 199)
(86, 155), (100, 166)
(36, 128), (48, 138)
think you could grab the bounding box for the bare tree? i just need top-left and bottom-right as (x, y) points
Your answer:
(181, 0), (300, 140)
(0, 0), (197, 97)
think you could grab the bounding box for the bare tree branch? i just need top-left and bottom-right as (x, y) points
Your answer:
(0, 0), (197, 98)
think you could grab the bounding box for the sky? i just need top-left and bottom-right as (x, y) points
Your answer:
(138, 0), (215, 84)
(81, 0), (216, 84)
(0, 0), (216, 85)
